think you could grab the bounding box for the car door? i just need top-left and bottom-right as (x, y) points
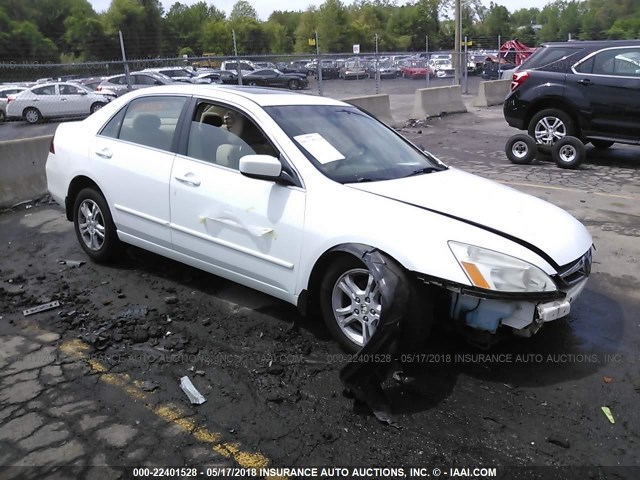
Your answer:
(570, 46), (640, 141)
(58, 84), (91, 115)
(169, 99), (306, 300)
(89, 95), (189, 248)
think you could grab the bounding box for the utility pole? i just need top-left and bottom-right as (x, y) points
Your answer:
(315, 31), (323, 96)
(232, 30), (242, 86)
(454, 0), (461, 84)
(119, 31), (131, 91)
(375, 33), (379, 95)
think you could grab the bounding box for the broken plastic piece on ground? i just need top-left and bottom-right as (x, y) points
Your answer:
(603, 376), (613, 384)
(23, 301), (61, 316)
(58, 259), (86, 268)
(180, 376), (206, 405)
(601, 406), (615, 424)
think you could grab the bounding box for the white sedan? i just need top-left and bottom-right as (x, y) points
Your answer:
(6, 82), (111, 124)
(46, 85), (593, 352)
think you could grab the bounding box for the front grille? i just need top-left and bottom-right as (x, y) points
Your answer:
(557, 248), (593, 287)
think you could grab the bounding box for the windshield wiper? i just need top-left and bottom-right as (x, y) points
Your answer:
(403, 166), (441, 178)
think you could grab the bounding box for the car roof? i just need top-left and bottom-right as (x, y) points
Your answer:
(121, 84), (346, 107)
(541, 40), (640, 48)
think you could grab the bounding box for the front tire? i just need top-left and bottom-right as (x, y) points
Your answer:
(552, 136), (585, 169)
(528, 108), (576, 147)
(288, 79), (300, 90)
(319, 255), (432, 353)
(505, 134), (537, 165)
(24, 107), (42, 124)
(73, 188), (122, 263)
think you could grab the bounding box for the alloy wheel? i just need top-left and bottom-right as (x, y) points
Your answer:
(77, 199), (106, 251)
(331, 268), (382, 347)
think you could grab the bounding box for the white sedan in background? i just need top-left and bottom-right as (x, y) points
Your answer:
(46, 85), (593, 352)
(6, 82), (111, 124)
(0, 85), (27, 121)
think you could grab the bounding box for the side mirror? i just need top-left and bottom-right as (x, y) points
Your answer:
(239, 155), (282, 182)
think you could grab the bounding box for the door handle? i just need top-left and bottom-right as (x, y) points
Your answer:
(94, 148), (112, 159)
(174, 174), (201, 187)
(578, 78), (592, 86)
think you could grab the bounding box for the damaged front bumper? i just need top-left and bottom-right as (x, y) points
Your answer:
(416, 248), (592, 345)
(447, 277), (588, 341)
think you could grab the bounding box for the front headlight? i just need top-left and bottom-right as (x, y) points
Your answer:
(448, 241), (557, 293)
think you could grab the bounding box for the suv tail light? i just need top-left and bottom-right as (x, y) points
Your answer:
(6, 95), (14, 104)
(511, 71), (530, 91)
(96, 86), (102, 91)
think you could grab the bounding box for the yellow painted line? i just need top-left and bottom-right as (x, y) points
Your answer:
(60, 339), (275, 474)
(498, 180), (638, 200)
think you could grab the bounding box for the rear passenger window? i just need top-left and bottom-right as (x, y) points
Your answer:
(101, 96), (186, 151)
(32, 86), (56, 95)
(521, 47), (584, 72)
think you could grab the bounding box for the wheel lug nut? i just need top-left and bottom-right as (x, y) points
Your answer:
(365, 297), (370, 302)
(354, 309), (359, 314)
(363, 316), (368, 321)
(355, 297), (360, 302)
(370, 309), (375, 314)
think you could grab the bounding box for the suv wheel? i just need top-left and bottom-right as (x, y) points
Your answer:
(528, 109), (576, 146)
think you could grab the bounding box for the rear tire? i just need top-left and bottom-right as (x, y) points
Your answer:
(552, 136), (585, 169)
(505, 134), (537, 165)
(73, 188), (122, 263)
(24, 107), (42, 124)
(528, 109), (576, 147)
(591, 140), (614, 149)
(288, 79), (299, 90)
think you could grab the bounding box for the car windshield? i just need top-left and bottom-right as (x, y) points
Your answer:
(265, 105), (446, 183)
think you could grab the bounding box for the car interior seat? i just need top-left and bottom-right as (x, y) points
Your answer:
(129, 114), (170, 150)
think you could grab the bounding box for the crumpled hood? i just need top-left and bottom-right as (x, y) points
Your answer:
(348, 168), (592, 268)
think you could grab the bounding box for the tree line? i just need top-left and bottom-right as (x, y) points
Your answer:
(1, 0), (639, 63)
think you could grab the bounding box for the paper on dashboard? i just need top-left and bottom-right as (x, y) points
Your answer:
(294, 133), (345, 164)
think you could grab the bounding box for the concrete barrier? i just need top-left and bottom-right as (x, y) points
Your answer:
(342, 94), (398, 127)
(473, 79), (511, 107)
(0, 135), (52, 208)
(412, 85), (467, 119)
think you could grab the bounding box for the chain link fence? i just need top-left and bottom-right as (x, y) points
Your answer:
(1, 34), (524, 125)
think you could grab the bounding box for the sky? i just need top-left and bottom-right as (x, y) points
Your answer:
(89, 0), (553, 22)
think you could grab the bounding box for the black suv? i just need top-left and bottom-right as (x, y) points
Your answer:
(503, 40), (640, 167)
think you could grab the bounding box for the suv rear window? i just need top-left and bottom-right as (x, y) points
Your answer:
(521, 46), (585, 72)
